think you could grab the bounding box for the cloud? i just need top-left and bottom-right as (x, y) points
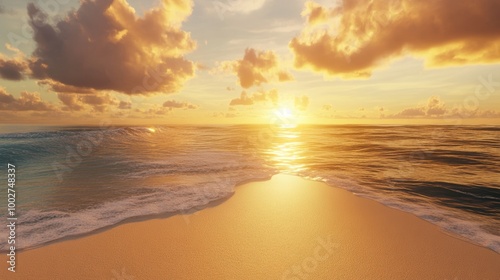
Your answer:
(0, 56), (28, 81)
(389, 96), (500, 119)
(225, 112), (238, 118)
(57, 92), (118, 112)
(212, 112), (225, 118)
(290, 0), (500, 78)
(210, 0), (267, 17)
(229, 89), (279, 106)
(230, 92), (254, 106)
(136, 101), (198, 116)
(144, 107), (170, 116)
(394, 107), (426, 118)
(211, 111), (239, 118)
(163, 100), (199, 110)
(294, 95), (309, 111)
(221, 48), (293, 88)
(322, 104), (333, 111)
(426, 96), (447, 116)
(0, 88), (56, 111)
(37, 80), (96, 94)
(118, 101), (132, 110)
(27, 0), (196, 94)
(391, 96), (446, 118)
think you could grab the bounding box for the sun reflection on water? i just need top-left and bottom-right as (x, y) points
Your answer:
(265, 127), (307, 173)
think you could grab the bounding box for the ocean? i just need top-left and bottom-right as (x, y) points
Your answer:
(0, 125), (499, 253)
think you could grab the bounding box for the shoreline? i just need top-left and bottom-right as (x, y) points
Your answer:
(1, 175), (276, 254)
(8, 173), (498, 255)
(2, 174), (499, 279)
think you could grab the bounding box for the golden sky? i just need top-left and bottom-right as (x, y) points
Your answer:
(0, 0), (499, 125)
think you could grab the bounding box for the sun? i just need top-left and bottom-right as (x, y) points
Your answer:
(273, 107), (299, 128)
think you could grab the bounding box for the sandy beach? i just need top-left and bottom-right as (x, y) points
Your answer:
(2, 174), (499, 279)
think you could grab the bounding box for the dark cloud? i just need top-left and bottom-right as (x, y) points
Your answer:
(0, 57), (28, 80)
(229, 89), (279, 106)
(291, 0), (500, 78)
(37, 80), (96, 94)
(221, 48), (293, 88)
(27, 0), (196, 94)
(0, 88), (55, 111)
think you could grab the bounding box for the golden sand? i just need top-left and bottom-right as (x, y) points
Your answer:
(2, 175), (499, 279)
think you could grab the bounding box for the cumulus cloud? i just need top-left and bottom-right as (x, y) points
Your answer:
(221, 48), (293, 88)
(0, 56), (28, 81)
(393, 107), (426, 118)
(229, 89), (279, 106)
(0, 88), (55, 111)
(389, 96), (500, 119)
(294, 95), (310, 111)
(27, 0), (196, 94)
(230, 92), (254, 106)
(391, 96), (446, 118)
(57, 92), (118, 112)
(163, 100), (199, 110)
(290, 0), (500, 78)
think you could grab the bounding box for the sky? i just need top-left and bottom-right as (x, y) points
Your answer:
(0, 0), (499, 125)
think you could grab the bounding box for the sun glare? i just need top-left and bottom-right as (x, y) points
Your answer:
(273, 108), (299, 128)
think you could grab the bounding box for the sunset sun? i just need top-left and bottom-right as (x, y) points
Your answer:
(273, 107), (299, 128)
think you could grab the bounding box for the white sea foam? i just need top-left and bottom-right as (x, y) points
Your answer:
(0, 169), (275, 251)
(302, 171), (500, 254)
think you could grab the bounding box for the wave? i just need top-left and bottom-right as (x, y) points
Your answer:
(300, 171), (500, 253)
(0, 169), (276, 251)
